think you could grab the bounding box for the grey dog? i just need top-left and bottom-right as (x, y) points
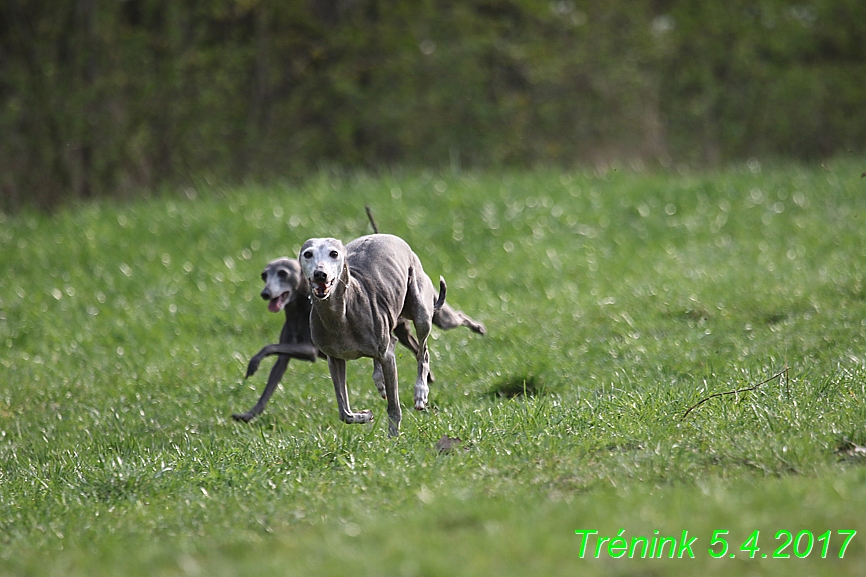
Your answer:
(299, 233), (448, 436)
(234, 252), (485, 424)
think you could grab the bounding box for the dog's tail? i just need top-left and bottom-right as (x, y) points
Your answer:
(434, 276), (447, 312)
(365, 205), (379, 234)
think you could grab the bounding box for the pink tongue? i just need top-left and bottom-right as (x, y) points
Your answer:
(268, 297), (281, 313)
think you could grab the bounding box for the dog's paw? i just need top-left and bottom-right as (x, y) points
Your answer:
(245, 358), (261, 378)
(232, 412), (254, 423)
(344, 410), (374, 424)
(413, 394), (428, 411)
(414, 382), (429, 411)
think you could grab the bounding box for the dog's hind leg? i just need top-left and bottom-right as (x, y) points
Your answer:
(412, 334), (431, 411)
(433, 303), (486, 335)
(393, 319), (420, 355)
(378, 336), (402, 436)
(406, 276), (441, 411)
(393, 319), (436, 383)
(372, 360), (387, 399)
(328, 356), (374, 426)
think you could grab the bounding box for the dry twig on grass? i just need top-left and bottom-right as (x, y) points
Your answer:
(680, 366), (789, 421)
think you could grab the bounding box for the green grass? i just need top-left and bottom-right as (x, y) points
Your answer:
(2, 161), (866, 576)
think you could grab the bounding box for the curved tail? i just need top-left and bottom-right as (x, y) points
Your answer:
(434, 276), (447, 312)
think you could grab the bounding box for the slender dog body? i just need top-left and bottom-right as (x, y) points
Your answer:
(234, 254), (485, 423)
(300, 234), (445, 436)
(232, 258), (320, 423)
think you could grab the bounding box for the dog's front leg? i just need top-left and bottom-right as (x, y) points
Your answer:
(328, 356), (373, 425)
(233, 353), (291, 422)
(378, 337), (402, 437)
(246, 343), (319, 377)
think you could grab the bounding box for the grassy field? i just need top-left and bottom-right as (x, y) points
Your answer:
(2, 161), (866, 576)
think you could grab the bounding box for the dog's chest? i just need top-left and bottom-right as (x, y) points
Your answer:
(309, 302), (391, 360)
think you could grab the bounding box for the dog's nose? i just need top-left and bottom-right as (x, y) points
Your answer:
(260, 289), (271, 300)
(313, 270), (328, 282)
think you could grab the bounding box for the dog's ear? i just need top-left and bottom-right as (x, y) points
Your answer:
(287, 260), (305, 290)
(328, 240), (349, 281)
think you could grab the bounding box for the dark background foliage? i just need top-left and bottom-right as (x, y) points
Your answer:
(2, 0), (865, 209)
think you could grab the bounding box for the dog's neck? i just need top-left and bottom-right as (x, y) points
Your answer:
(283, 282), (310, 318)
(294, 274), (311, 301)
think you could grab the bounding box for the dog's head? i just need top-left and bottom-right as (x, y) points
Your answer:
(299, 238), (346, 301)
(260, 257), (305, 313)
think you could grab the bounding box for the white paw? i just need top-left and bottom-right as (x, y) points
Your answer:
(414, 383), (429, 411)
(345, 410), (374, 424)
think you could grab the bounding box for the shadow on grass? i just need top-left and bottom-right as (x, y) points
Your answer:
(486, 374), (548, 399)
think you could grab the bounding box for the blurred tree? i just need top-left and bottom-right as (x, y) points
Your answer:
(1, 0), (864, 209)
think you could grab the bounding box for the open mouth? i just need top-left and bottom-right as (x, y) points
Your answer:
(267, 291), (291, 313)
(311, 279), (334, 300)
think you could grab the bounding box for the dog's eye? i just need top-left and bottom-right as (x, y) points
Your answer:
(278, 270), (288, 279)
(302, 250), (313, 259)
(261, 272), (267, 281)
(329, 251), (339, 259)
